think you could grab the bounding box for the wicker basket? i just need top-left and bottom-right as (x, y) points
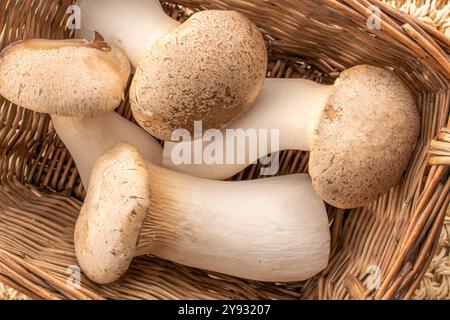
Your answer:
(0, 0), (449, 300)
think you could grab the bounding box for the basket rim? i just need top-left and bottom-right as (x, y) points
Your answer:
(0, 0), (449, 300)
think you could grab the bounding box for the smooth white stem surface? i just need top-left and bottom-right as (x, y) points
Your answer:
(77, 0), (180, 69)
(163, 78), (333, 179)
(137, 164), (330, 282)
(52, 112), (162, 188)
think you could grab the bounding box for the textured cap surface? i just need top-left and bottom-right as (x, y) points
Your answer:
(74, 142), (151, 284)
(310, 65), (420, 208)
(130, 10), (267, 141)
(0, 35), (130, 117)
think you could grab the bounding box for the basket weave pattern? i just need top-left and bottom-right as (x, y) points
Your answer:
(0, 0), (449, 300)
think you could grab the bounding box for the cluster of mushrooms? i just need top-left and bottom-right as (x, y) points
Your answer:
(0, 0), (420, 285)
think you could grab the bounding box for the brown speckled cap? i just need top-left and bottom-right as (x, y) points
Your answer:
(74, 142), (151, 284)
(130, 10), (268, 141)
(309, 65), (420, 209)
(0, 33), (130, 117)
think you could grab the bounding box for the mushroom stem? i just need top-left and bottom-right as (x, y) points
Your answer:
(75, 142), (330, 284)
(164, 65), (420, 209)
(137, 164), (329, 282)
(163, 78), (333, 179)
(77, 0), (180, 69)
(52, 113), (162, 188)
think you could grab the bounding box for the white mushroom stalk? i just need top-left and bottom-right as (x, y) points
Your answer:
(0, 34), (162, 188)
(164, 78), (330, 177)
(77, 0), (179, 70)
(164, 65), (420, 209)
(75, 142), (331, 284)
(52, 113), (162, 188)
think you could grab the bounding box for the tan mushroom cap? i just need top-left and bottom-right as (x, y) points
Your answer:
(74, 142), (151, 284)
(0, 33), (130, 117)
(130, 10), (268, 141)
(309, 65), (420, 209)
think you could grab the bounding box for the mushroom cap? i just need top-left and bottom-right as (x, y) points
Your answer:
(74, 142), (151, 284)
(130, 10), (267, 141)
(309, 65), (420, 209)
(0, 34), (130, 117)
